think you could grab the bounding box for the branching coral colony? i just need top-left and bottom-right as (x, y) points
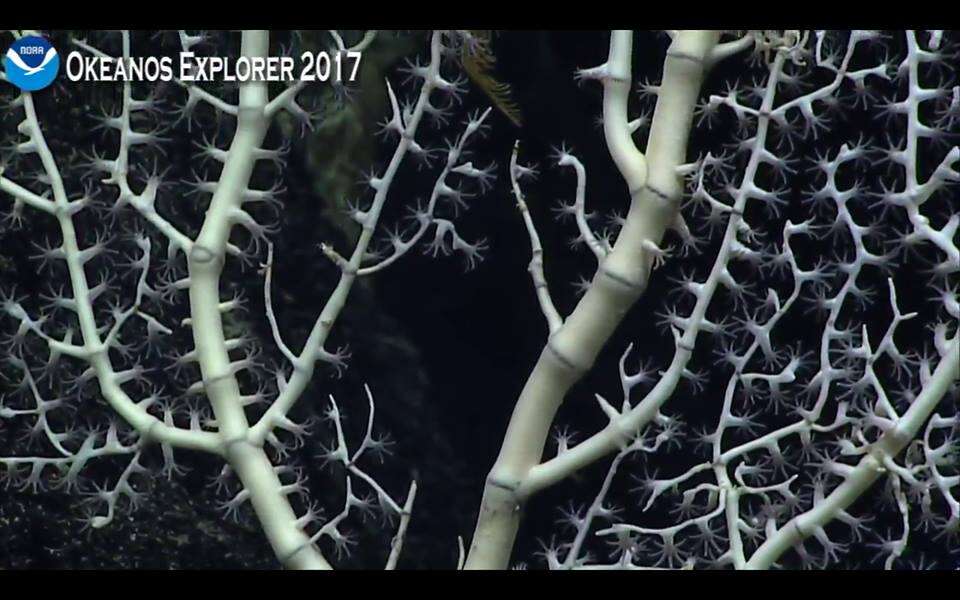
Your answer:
(0, 29), (493, 569)
(0, 29), (958, 570)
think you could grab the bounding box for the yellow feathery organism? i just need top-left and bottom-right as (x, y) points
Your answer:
(460, 31), (523, 128)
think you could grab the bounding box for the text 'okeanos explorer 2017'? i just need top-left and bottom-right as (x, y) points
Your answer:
(65, 50), (362, 83)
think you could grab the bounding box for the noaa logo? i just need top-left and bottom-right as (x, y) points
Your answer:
(4, 35), (60, 92)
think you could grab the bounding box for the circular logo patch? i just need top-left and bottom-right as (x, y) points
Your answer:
(4, 35), (60, 92)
